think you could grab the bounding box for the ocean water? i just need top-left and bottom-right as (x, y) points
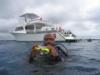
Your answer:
(0, 40), (100, 75)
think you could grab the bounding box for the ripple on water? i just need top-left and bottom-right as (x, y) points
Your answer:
(0, 40), (100, 75)
(0, 67), (12, 75)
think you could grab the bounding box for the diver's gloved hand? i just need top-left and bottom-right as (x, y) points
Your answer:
(33, 44), (41, 50)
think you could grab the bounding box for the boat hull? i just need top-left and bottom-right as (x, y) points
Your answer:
(12, 32), (66, 41)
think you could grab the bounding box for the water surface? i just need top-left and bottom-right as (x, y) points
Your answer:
(0, 40), (100, 75)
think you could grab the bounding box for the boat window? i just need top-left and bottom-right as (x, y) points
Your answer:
(36, 25), (43, 29)
(15, 27), (23, 31)
(35, 23), (46, 29)
(25, 25), (34, 30)
(51, 28), (55, 30)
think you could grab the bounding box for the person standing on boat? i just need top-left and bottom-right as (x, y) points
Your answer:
(29, 33), (67, 64)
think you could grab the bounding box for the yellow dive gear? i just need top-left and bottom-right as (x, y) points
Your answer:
(33, 44), (50, 54)
(40, 47), (50, 54)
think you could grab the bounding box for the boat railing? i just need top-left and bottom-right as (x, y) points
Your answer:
(26, 30), (57, 34)
(24, 19), (46, 25)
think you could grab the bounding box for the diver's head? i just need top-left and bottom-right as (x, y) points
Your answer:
(44, 33), (56, 46)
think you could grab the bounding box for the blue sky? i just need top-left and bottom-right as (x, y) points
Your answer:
(0, 0), (100, 38)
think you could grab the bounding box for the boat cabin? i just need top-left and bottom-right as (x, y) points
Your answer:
(14, 13), (65, 33)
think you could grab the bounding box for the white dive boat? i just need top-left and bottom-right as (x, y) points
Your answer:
(11, 13), (76, 42)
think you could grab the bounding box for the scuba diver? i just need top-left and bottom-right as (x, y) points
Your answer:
(29, 33), (68, 64)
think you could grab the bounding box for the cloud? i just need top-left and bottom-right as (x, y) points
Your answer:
(0, 18), (18, 32)
(0, 0), (100, 37)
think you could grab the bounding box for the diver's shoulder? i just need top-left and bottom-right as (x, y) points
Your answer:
(55, 43), (68, 57)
